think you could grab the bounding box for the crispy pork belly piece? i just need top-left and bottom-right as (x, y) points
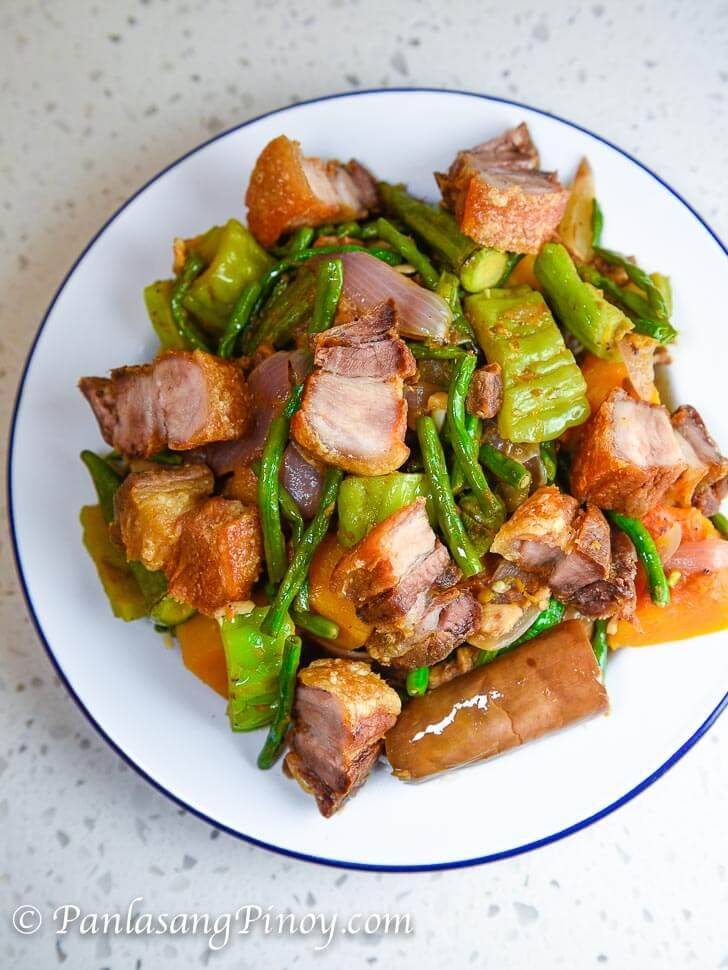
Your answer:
(284, 659), (401, 817)
(245, 135), (378, 247)
(436, 124), (568, 254)
(366, 586), (482, 670)
(568, 529), (636, 619)
(114, 464), (214, 572)
(549, 504), (611, 600)
(670, 405), (728, 515)
(570, 389), (686, 516)
(291, 372), (409, 476)
(312, 301), (416, 380)
(166, 497), (263, 614)
(466, 363), (503, 419)
(385, 620), (608, 781)
(80, 350), (252, 458)
(491, 485), (579, 575)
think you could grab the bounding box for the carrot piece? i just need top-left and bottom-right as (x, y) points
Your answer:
(307, 534), (373, 649)
(177, 613), (228, 697)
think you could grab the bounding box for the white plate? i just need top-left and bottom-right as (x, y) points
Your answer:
(9, 89), (728, 871)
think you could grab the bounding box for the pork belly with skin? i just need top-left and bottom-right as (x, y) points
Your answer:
(333, 499), (481, 669)
(166, 497), (263, 614)
(284, 659), (401, 817)
(490, 485), (579, 576)
(570, 388), (686, 516)
(466, 363), (503, 420)
(245, 135), (378, 247)
(669, 405), (728, 515)
(291, 302), (413, 476)
(80, 350), (252, 458)
(113, 464), (214, 572)
(436, 123), (569, 254)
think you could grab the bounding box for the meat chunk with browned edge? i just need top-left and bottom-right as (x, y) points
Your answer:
(549, 504), (611, 600)
(570, 388), (686, 516)
(333, 498), (481, 669)
(490, 485), (579, 575)
(568, 530), (637, 620)
(466, 363), (503, 419)
(245, 135), (378, 247)
(284, 659), (401, 817)
(114, 464), (214, 572)
(385, 621), (608, 781)
(436, 123), (569, 254)
(670, 405), (728, 516)
(79, 350), (252, 458)
(166, 497), (263, 614)
(291, 302), (413, 476)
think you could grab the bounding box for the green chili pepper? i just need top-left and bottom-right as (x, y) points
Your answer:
(447, 354), (505, 529)
(143, 280), (188, 350)
(258, 384), (304, 585)
(465, 287), (590, 443)
(309, 257), (344, 334)
(606, 510), (670, 606)
(262, 468), (344, 638)
(591, 618), (609, 674)
(540, 441), (558, 485)
(290, 608), (339, 640)
(220, 607), (296, 731)
(372, 218), (439, 288)
(168, 253), (214, 352)
(417, 416), (482, 577)
(535, 243), (633, 359)
(336, 472), (435, 548)
(257, 635), (302, 769)
(405, 666), (429, 696)
(479, 443), (532, 491)
(181, 219), (274, 332)
(711, 513), (728, 539)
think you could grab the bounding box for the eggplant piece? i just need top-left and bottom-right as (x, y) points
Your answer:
(385, 620), (607, 781)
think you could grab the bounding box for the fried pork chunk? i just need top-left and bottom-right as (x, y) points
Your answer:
(166, 497), (263, 614)
(669, 405), (728, 515)
(490, 486), (635, 618)
(436, 123), (569, 254)
(245, 135), (378, 247)
(80, 350), (252, 458)
(114, 464), (214, 572)
(466, 363), (503, 420)
(570, 388), (686, 516)
(284, 659), (401, 817)
(333, 499), (481, 669)
(291, 302), (413, 476)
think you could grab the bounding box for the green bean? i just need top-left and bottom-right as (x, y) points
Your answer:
(416, 416), (482, 577)
(257, 635), (302, 769)
(217, 279), (263, 358)
(577, 264), (677, 344)
(169, 253), (212, 352)
(335, 220), (362, 237)
(80, 450), (122, 523)
(446, 354), (505, 528)
(405, 666), (429, 696)
(591, 198), (604, 248)
(450, 413), (480, 495)
(407, 343), (466, 361)
(711, 512), (728, 539)
(594, 245), (669, 319)
(148, 449), (184, 466)
(258, 385), (304, 585)
(511, 597), (566, 647)
(286, 226), (315, 253)
(591, 618), (609, 674)
(631, 317), (679, 344)
(540, 441), (558, 484)
(279, 485), (309, 611)
(479, 443), (532, 491)
(606, 510), (670, 606)
(372, 218), (439, 289)
(309, 257), (344, 334)
(290, 608), (339, 640)
(262, 468), (344, 638)
(496, 253), (524, 286)
(436, 270), (476, 345)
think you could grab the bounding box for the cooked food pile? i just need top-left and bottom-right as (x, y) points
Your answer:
(78, 124), (728, 816)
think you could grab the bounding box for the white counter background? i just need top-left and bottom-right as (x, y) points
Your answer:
(1, 1), (726, 967)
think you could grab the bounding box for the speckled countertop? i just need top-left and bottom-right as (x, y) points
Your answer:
(1, 2), (727, 968)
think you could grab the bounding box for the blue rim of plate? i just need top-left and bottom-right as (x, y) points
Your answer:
(7, 88), (728, 873)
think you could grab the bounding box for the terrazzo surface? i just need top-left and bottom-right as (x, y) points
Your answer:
(1, 1), (726, 967)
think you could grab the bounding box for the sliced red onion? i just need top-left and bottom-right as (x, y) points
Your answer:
(280, 441), (324, 520)
(655, 522), (682, 564)
(467, 602), (542, 653)
(341, 251), (452, 342)
(665, 539), (728, 576)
